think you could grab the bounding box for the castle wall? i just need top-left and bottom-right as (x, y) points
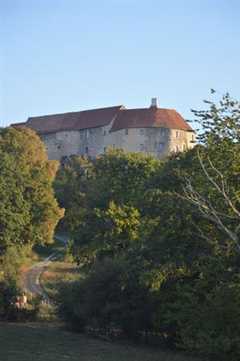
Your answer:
(41, 126), (195, 160)
(104, 127), (195, 158)
(41, 130), (81, 160)
(168, 128), (195, 153)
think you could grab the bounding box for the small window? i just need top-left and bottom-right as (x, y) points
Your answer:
(125, 129), (128, 135)
(158, 143), (164, 151)
(140, 129), (144, 135)
(85, 146), (89, 154)
(140, 144), (144, 151)
(155, 142), (164, 151)
(103, 130), (107, 136)
(191, 134), (195, 141)
(161, 128), (165, 134)
(176, 131), (179, 138)
(104, 147), (106, 153)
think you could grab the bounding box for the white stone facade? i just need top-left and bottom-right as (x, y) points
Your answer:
(41, 125), (195, 160)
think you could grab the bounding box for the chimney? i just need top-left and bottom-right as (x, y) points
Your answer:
(150, 97), (158, 108)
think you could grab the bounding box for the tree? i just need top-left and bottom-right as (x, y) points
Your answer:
(183, 93), (240, 254)
(0, 127), (63, 255)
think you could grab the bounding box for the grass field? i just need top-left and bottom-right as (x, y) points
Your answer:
(40, 261), (82, 298)
(0, 323), (200, 361)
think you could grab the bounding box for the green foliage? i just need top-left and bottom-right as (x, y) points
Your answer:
(0, 280), (18, 320)
(58, 257), (154, 338)
(0, 127), (63, 252)
(55, 94), (240, 360)
(0, 127), (63, 298)
(1, 245), (31, 282)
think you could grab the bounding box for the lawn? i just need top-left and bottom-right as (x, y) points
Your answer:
(0, 323), (200, 361)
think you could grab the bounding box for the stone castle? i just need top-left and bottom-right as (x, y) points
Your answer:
(13, 98), (195, 160)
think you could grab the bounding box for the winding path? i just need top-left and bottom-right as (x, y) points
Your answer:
(21, 235), (68, 299)
(22, 254), (57, 299)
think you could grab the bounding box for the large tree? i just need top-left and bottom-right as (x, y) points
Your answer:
(0, 126), (64, 254)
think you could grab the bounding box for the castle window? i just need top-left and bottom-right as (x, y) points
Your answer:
(155, 142), (164, 151)
(158, 143), (164, 151)
(125, 129), (128, 135)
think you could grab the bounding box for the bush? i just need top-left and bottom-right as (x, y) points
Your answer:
(57, 258), (154, 339)
(36, 301), (57, 321)
(58, 281), (87, 331)
(178, 283), (240, 360)
(0, 280), (18, 320)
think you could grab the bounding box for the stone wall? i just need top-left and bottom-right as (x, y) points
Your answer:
(41, 130), (81, 160)
(41, 126), (195, 160)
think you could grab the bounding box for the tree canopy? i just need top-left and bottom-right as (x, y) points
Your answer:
(0, 126), (63, 257)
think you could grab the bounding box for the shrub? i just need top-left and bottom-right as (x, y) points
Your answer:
(57, 258), (154, 339)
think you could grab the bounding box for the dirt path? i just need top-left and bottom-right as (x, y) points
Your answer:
(21, 235), (69, 299)
(21, 254), (57, 299)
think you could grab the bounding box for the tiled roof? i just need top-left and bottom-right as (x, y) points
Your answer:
(24, 106), (123, 134)
(11, 122), (26, 127)
(111, 108), (193, 132)
(11, 105), (194, 133)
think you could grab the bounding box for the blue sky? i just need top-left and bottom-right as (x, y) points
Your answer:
(1, 0), (239, 127)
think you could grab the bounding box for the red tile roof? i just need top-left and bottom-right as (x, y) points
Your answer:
(11, 105), (194, 133)
(24, 106), (123, 134)
(111, 108), (193, 132)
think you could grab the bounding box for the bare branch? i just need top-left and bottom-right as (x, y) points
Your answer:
(181, 176), (240, 250)
(197, 149), (240, 219)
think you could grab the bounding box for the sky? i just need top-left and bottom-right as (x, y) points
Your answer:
(0, 0), (240, 128)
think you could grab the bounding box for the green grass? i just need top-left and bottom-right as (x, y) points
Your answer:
(40, 261), (82, 298)
(0, 323), (200, 361)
